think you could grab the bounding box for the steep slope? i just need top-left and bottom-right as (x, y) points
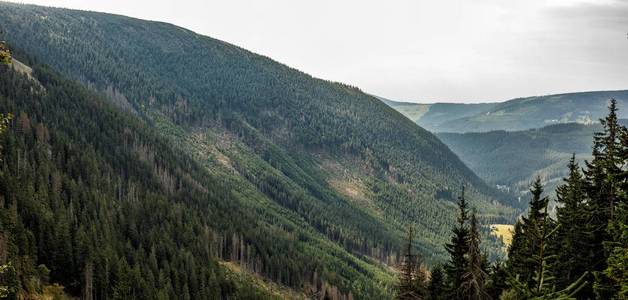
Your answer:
(437, 123), (599, 198)
(0, 2), (514, 298)
(385, 91), (628, 133)
(0, 62), (285, 299)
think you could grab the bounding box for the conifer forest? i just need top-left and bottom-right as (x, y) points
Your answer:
(0, 2), (626, 299)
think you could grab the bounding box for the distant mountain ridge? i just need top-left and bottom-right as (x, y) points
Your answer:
(383, 90), (628, 133)
(377, 96), (497, 132)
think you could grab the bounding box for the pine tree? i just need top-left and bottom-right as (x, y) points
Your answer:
(485, 261), (507, 300)
(584, 99), (625, 298)
(445, 186), (470, 299)
(601, 200), (628, 299)
(586, 99), (622, 218)
(552, 155), (596, 298)
(460, 211), (489, 300)
(428, 265), (446, 300)
(602, 104), (628, 299)
(112, 257), (132, 300)
(504, 187), (589, 299)
(506, 177), (549, 288)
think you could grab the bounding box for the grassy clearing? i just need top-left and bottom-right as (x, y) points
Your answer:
(490, 224), (514, 248)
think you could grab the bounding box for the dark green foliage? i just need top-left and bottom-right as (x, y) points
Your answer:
(0, 2), (523, 298)
(461, 211), (489, 300)
(552, 155), (596, 298)
(485, 261), (507, 300)
(434, 191), (494, 300)
(583, 99), (625, 299)
(438, 123), (598, 198)
(0, 2), (514, 275)
(602, 202), (628, 299)
(0, 61), (282, 299)
(502, 191), (588, 300)
(500, 100), (628, 300)
(444, 187), (470, 299)
(427, 265), (446, 300)
(506, 178), (550, 288)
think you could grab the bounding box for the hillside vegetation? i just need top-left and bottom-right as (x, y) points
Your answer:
(0, 2), (515, 298)
(438, 123), (598, 198)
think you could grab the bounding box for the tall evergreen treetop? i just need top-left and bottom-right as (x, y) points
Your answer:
(461, 211), (489, 300)
(552, 155), (596, 298)
(506, 177), (550, 289)
(581, 99), (627, 298)
(505, 180), (589, 300)
(585, 98), (623, 220)
(556, 155), (585, 212)
(527, 177), (549, 226)
(445, 186), (470, 299)
(428, 265), (446, 300)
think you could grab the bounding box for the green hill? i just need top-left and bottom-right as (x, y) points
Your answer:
(437, 123), (600, 199)
(384, 91), (628, 133)
(0, 2), (514, 298)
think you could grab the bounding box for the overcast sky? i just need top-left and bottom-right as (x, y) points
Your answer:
(8, 0), (628, 103)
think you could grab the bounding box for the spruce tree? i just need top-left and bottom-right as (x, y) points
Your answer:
(602, 103), (628, 299)
(584, 99), (625, 298)
(460, 211), (489, 300)
(601, 201), (628, 299)
(585, 98), (622, 218)
(445, 186), (469, 299)
(552, 155), (596, 298)
(506, 177), (549, 288)
(428, 265), (446, 300)
(485, 261), (507, 300)
(505, 184), (589, 299)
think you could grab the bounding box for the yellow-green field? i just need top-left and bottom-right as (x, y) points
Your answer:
(490, 224), (514, 248)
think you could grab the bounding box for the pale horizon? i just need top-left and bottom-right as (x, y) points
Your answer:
(5, 0), (628, 103)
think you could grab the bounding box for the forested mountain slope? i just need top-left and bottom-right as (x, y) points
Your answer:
(384, 91), (628, 133)
(0, 62), (284, 299)
(0, 2), (514, 298)
(437, 123), (600, 199)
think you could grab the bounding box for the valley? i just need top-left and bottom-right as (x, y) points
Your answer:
(0, 1), (626, 299)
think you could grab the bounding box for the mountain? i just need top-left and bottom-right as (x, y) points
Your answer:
(0, 59), (282, 299)
(0, 2), (514, 298)
(437, 123), (600, 200)
(378, 97), (497, 132)
(384, 91), (628, 133)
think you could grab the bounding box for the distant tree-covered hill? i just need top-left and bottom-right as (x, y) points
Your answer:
(437, 123), (602, 200)
(378, 97), (497, 132)
(0, 2), (515, 298)
(384, 91), (628, 133)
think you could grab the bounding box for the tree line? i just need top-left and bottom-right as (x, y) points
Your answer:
(397, 99), (628, 299)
